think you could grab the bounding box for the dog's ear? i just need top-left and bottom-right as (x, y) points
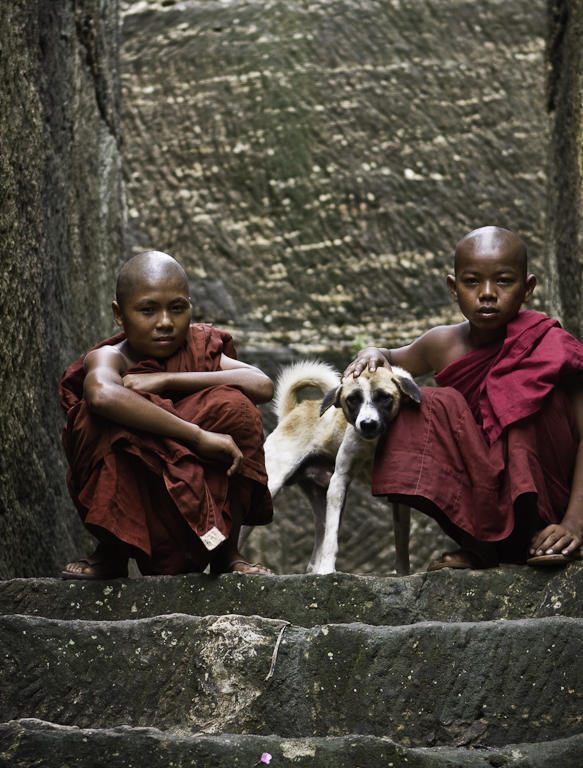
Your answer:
(320, 386), (342, 416)
(394, 375), (422, 404)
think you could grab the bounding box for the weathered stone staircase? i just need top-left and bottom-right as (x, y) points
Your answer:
(1, 567), (583, 767)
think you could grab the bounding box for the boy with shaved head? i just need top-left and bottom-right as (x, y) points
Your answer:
(344, 226), (583, 570)
(60, 251), (274, 578)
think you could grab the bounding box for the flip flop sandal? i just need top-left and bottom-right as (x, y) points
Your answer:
(427, 548), (483, 572)
(222, 560), (273, 575)
(61, 556), (128, 580)
(526, 551), (583, 567)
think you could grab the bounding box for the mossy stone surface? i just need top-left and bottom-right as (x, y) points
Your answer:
(0, 0), (124, 578)
(2, 611), (583, 746)
(3, 719), (583, 767)
(2, 566), (583, 625)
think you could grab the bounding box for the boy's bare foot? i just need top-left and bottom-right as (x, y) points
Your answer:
(427, 548), (486, 572)
(61, 549), (128, 580)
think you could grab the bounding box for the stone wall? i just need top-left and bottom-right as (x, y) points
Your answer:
(121, 0), (549, 361)
(120, 0), (550, 574)
(546, 0), (583, 339)
(0, 0), (125, 577)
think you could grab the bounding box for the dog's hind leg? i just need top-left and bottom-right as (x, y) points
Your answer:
(393, 503), (411, 575)
(297, 478), (328, 574)
(237, 465), (289, 550)
(237, 433), (295, 552)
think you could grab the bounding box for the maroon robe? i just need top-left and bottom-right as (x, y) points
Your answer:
(371, 311), (583, 563)
(60, 324), (273, 575)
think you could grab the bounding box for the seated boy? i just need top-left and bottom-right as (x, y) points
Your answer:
(343, 226), (583, 570)
(61, 250), (274, 579)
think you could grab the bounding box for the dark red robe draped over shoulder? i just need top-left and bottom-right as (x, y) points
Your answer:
(371, 311), (583, 563)
(60, 324), (273, 575)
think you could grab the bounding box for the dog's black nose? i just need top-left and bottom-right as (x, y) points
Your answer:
(358, 418), (380, 438)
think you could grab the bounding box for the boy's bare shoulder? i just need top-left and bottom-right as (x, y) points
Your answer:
(419, 323), (466, 342)
(411, 323), (468, 354)
(84, 343), (128, 375)
(409, 322), (469, 373)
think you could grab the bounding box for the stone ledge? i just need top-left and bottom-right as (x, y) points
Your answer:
(2, 613), (583, 746)
(2, 718), (583, 767)
(1, 566), (582, 626)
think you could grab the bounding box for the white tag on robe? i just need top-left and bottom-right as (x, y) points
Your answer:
(200, 526), (227, 550)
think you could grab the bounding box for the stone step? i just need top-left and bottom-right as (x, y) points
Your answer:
(1, 566), (582, 626)
(2, 613), (583, 748)
(2, 718), (583, 768)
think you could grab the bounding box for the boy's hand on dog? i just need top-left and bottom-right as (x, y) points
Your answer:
(342, 347), (392, 381)
(191, 430), (244, 477)
(529, 521), (583, 557)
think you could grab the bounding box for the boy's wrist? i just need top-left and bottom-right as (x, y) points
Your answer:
(187, 423), (203, 445)
(561, 508), (583, 532)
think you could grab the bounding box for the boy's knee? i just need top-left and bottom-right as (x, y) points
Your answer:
(192, 385), (262, 435)
(421, 386), (470, 414)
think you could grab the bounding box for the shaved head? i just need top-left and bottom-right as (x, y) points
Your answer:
(455, 226), (528, 277)
(116, 251), (189, 306)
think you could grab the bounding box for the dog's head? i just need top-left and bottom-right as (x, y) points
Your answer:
(320, 366), (421, 440)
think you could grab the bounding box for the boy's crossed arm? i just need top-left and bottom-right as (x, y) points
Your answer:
(83, 347), (249, 476)
(122, 354), (274, 405)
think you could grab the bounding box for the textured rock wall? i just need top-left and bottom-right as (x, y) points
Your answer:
(121, 0), (548, 358)
(546, 0), (583, 339)
(0, 0), (125, 577)
(120, 0), (549, 574)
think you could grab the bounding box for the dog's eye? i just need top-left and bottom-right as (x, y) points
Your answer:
(346, 392), (362, 405)
(376, 393), (394, 403)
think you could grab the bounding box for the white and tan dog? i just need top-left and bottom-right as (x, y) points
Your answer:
(240, 360), (421, 575)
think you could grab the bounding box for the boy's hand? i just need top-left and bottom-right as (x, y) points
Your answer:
(191, 429), (244, 477)
(123, 372), (170, 395)
(342, 347), (391, 381)
(529, 522), (583, 557)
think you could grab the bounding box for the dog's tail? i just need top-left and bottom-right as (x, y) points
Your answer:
(273, 360), (340, 421)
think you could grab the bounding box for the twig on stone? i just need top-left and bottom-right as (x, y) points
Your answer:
(265, 621), (291, 681)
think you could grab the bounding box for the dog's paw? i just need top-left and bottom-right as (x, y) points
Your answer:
(312, 562), (336, 575)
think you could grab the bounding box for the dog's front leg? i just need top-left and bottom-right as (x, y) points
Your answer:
(313, 430), (363, 575)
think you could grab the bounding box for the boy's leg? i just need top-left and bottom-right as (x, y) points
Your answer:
(373, 387), (515, 546)
(372, 386), (580, 569)
(210, 490), (273, 575)
(388, 493), (499, 570)
(427, 505), (499, 570)
(507, 388), (582, 564)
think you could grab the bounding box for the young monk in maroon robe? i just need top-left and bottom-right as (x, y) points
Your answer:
(343, 226), (583, 570)
(61, 250), (274, 579)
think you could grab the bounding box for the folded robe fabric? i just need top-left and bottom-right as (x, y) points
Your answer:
(436, 310), (583, 444)
(371, 311), (583, 561)
(60, 323), (273, 574)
